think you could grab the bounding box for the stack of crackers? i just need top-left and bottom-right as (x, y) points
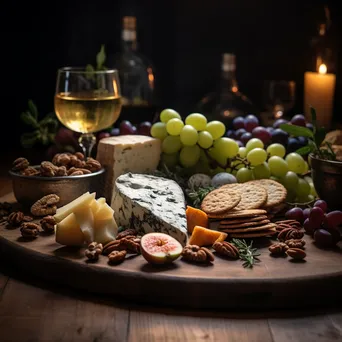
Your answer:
(200, 179), (287, 239)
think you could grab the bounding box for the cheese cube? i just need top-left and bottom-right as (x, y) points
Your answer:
(96, 135), (161, 204)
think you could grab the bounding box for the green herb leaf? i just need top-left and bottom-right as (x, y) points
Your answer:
(96, 44), (106, 69)
(186, 186), (216, 208)
(20, 111), (39, 128)
(28, 100), (38, 120)
(310, 106), (317, 133)
(231, 238), (260, 268)
(280, 123), (314, 138)
(20, 131), (41, 148)
(296, 145), (312, 156)
(315, 127), (326, 147)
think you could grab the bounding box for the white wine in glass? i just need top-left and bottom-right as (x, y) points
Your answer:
(54, 67), (122, 157)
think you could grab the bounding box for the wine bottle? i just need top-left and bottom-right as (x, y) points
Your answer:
(197, 53), (258, 129)
(108, 16), (158, 125)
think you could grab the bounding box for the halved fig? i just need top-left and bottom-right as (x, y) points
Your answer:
(140, 232), (183, 265)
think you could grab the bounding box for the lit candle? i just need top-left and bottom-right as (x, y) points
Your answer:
(304, 64), (336, 129)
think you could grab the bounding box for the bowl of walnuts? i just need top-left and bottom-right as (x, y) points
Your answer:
(9, 152), (105, 208)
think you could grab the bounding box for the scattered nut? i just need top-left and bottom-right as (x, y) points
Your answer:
(269, 242), (289, 255)
(20, 222), (40, 239)
(108, 250), (127, 264)
(212, 241), (239, 259)
(40, 216), (56, 233)
(85, 242), (103, 261)
(30, 194), (60, 216)
(69, 170), (83, 176)
(52, 153), (71, 167)
(74, 152), (85, 160)
(55, 166), (67, 177)
(286, 239), (306, 249)
(286, 248), (306, 260)
(277, 227), (304, 242)
(7, 211), (25, 226)
(23, 216), (34, 222)
(181, 245), (215, 263)
(103, 240), (123, 255)
(116, 229), (137, 240)
(12, 157), (29, 171)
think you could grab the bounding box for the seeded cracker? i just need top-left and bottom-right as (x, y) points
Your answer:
(201, 188), (241, 215)
(247, 179), (287, 208)
(220, 183), (268, 210)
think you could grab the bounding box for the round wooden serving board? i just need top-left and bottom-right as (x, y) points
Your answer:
(1, 192), (342, 310)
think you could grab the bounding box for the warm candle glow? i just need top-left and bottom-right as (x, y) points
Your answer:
(319, 64), (327, 74)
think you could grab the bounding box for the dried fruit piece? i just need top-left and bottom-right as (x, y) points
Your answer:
(108, 250), (126, 264)
(20, 222), (40, 239)
(269, 242), (289, 255)
(40, 215), (56, 233)
(31, 194), (60, 216)
(12, 157), (29, 171)
(286, 248), (306, 260)
(212, 241), (239, 259)
(140, 232), (183, 264)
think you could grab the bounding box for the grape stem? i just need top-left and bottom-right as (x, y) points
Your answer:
(203, 149), (250, 171)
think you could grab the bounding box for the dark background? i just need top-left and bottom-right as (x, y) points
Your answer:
(1, 0), (341, 156)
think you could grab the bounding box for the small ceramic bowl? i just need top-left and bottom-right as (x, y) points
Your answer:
(9, 166), (106, 208)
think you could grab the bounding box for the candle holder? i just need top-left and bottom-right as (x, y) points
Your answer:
(304, 63), (336, 130)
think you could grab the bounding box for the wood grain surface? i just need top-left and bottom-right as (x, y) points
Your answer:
(1, 176), (342, 341)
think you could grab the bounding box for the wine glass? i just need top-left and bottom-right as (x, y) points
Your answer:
(54, 67), (122, 157)
(263, 80), (296, 123)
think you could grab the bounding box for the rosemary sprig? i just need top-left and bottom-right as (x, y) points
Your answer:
(186, 186), (216, 208)
(231, 238), (261, 268)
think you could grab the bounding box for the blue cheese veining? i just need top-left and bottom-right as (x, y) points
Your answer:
(112, 173), (188, 246)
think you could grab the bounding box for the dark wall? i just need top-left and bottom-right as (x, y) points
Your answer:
(2, 0), (341, 154)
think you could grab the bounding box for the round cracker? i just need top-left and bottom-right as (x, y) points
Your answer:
(221, 183), (268, 210)
(201, 188), (241, 215)
(219, 219), (271, 229)
(208, 209), (267, 219)
(248, 179), (287, 208)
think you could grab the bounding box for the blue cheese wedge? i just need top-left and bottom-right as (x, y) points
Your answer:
(112, 173), (188, 246)
(96, 135), (161, 204)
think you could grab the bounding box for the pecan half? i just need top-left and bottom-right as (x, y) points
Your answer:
(269, 242), (289, 255)
(285, 239), (306, 249)
(20, 222), (40, 239)
(40, 215), (56, 233)
(7, 211), (25, 226)
(40, 161), (58, 177)
(12, 157), (29, 171)
(286, 248), (306, 260)
(103, 240), (123, 255)
(108, 250), (127, 264)
(30, 194), (60, 216)
(69, 170), (83, 176)
(85, 242), (103, 261)
(116, 229), (137, 240)
(84, 158), (102, 172)
(278, 227), (304, 242)
(52, 153), (71, 167)
(74, 152), (85, 160)
(181, 245), (215, 263)
(55, 166), (67, 177)
(212, 241), (239, 259)
(20, 166), (40, 176)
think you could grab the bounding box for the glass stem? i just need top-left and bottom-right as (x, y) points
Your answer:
(79, 133), (96, 158)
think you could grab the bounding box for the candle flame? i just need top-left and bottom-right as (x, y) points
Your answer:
(319, 64), (327, 74)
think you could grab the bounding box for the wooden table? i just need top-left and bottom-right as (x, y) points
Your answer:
(1, 176), (342, 342)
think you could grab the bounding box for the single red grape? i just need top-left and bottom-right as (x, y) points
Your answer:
(303, 208), (311, 220)
(323, 210), (342, 229)
(245, 115), (259, 132)
(291, 114), (306, 127)
(303, 218), (314, 235)
(285, 207), (304, 224)
(232, 116), (245, 130)
(314, 229), (334, 248)
(313, 199), (327, 213)
(252, 126), (272, 144)
(120, 120), (135, 135)
(309, 206), (324, 226)
(110, 127), (120, 136)
(138, 121), (152, 136)
(241, 132), (252, 145)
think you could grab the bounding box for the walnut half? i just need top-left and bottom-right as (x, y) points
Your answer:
(30, 194), (60, 217)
